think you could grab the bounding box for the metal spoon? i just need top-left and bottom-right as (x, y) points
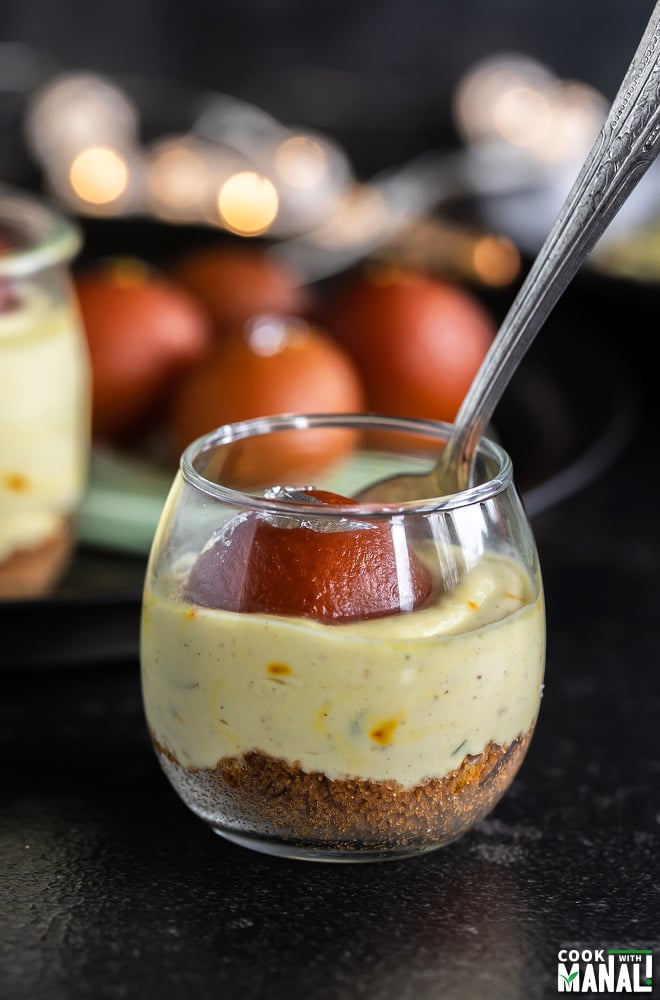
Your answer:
(358, 2), (660, 503)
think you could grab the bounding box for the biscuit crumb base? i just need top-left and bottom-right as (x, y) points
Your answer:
(0, 522), (72, 599)
(155, 728), (533, 853)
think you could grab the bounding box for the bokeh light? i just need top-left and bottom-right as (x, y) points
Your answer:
(217, 170), (279, 235)
(453, 52), (606, 166)
(536, 81), (606, 162)
(147, 137), (213, 220)
(472, 234), (521, 286)
(245, 315), (293, 356)
(493, 87), (553, 148)
(26, 71), (138, 160)
(453, 54), (555, 146)
(274, 136), (328, 189)
(68, 146), (130, 205)
(310, 183), (390, 249)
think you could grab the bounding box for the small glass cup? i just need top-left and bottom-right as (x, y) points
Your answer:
(141, 414), (545, 862)
(0, 190), (90, 598)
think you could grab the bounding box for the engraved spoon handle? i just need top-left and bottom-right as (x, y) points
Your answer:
(438, 1), (660, 490)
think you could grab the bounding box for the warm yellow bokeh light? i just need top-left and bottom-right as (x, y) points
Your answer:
(494, 87), (552, 147)
(68, 146), (129, 205)
(472, 234), (521, 286)
(148, 146), (208, 212)
(217, 171), (279, 235)
(274, 136), (327, 188)
(311, 184), (389, 249)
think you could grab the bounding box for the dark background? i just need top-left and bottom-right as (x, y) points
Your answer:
(0, 0), (657, 175)
(0, 0), (653, 96)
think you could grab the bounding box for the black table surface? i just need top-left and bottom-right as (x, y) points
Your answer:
(2, 282), (659, 1000)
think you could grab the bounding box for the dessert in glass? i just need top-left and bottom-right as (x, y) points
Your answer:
(141, 414), (545, 861)
(0, 191), (90, 598)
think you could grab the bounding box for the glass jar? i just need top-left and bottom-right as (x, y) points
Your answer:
(0, 190), (90, 598)
(141, 414), (545, 862)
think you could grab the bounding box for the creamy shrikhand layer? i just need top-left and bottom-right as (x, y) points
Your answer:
(141, 549), (545, 787)
(0, 286), (90, 561)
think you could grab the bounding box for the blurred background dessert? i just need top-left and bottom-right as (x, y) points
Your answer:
(0, 193), (90, 598)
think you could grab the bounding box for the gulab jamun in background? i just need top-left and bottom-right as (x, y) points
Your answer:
(75, 257), (212, 441)
(171, 245), (309, 335)
(323, 268), (496, 424)
(169, 314), (365, 484)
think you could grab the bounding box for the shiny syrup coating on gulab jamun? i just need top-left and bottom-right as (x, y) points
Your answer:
(185, 490), (432, 623)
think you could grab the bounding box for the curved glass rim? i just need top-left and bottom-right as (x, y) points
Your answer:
(180, 413), (514, 517)
(0, 188), (82, 277)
